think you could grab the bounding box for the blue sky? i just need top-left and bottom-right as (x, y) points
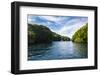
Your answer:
(28, 15), (88, 38)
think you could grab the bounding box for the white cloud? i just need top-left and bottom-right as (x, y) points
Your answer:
(28, 17), (36, 24)
(53, 21), (87, 38)
(39, 16), (60, 22)
(28, 15), (88, 38)
(28, 18), (32, 23)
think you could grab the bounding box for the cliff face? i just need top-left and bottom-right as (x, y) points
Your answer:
(28, 24), (70, 44)
(72, 23), (88, 43)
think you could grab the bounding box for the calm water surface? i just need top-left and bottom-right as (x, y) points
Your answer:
(28, 41), (87, 60)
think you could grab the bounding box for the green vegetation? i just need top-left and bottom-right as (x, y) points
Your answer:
(28, 24), (53, 44)
(72, 23), (88, 43)
(28, 24), (70, 44)
(52, 32), (70, 41)
(28, 23), (88, 44)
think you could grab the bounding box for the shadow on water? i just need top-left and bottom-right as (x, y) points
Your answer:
(28, 41), (88, 60)
(72, 42), (88, 58)
(28, 42), (53, 56)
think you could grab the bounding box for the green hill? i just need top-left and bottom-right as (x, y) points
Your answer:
(72, 23), (88, 43)
(28, 24), (70, 44)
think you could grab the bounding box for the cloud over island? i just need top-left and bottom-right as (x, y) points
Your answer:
(28, 15), (88, 38)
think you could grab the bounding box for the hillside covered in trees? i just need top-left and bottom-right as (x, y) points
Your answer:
(72, 23), (88, 43)
(28, 23), (88, 44)
(28, 24), (70, 44)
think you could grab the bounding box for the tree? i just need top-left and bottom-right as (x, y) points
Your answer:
(28, 24), (70, 44)
(72, 23), (88, 43)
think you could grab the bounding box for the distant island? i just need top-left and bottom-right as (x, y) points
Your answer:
(28, 24), (70, 44)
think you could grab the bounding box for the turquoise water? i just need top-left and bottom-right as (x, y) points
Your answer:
(28, 41), (87, 60)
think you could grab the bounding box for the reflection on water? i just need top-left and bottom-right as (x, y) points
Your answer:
(28, 41), (87, 60)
